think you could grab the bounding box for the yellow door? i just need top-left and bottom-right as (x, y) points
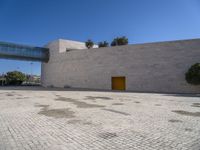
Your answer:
(112, 77), (126, 90)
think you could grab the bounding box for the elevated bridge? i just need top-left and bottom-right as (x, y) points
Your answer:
(0, 41), (49, 62)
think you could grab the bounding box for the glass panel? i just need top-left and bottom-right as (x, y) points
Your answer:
(0, 41), (49, 62)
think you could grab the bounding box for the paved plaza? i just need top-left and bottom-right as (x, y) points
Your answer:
(0, 87), (200, 150)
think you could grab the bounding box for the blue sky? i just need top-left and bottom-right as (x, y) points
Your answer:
(0, 0), (200, 75)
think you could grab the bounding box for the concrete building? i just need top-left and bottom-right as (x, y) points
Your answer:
(41, 39), (200, 93)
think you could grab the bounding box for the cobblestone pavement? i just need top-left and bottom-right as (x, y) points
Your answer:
(0, 87), (200, 150)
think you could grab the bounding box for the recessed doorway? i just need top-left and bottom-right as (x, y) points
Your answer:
(112, 77), (126, 91)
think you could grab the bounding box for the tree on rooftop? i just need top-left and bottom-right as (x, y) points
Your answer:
(111, 36), (129, 46)
(85, 39), (94, 49)
(98, 41), (109, 48)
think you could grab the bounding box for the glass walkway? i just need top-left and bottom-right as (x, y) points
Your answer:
(0, 41), (49, 62)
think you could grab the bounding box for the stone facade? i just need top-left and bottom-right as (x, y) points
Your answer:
(41, 39), (200, 93)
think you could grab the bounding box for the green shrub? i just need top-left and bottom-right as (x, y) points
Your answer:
(85, 39), (94, 49)
(185, 63), (200, 85)
(5, 71), (26, 85)
(111, 36), (128, 46)
(98, 41), (109, 48)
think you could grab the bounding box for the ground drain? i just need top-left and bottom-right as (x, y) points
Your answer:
(86, 96), (112, 100)
(168, 119), (183, 123)
(102, 108), (130, 116)
(98, 132), (118, 139)
(112, 103), (124, 105)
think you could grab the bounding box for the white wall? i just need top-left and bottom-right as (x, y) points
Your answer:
(41, 39), (200, 93)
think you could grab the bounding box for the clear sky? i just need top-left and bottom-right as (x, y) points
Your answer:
(0, 0), (200, 75)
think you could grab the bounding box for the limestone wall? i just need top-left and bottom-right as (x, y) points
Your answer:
(41, 39), (200, 93)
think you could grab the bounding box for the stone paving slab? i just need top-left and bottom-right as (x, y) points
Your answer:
(0, 87), (200, 150)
